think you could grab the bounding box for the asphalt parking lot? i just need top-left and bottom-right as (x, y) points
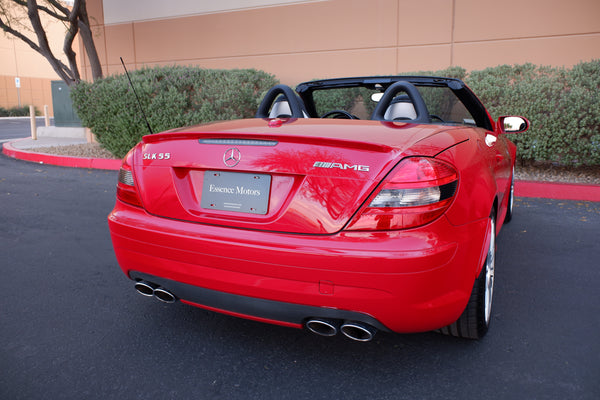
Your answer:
(1, 149), (599, 400)
(0, 118), (52, 142)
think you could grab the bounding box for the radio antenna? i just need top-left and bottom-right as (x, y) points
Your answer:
(120, 57), (153, 134)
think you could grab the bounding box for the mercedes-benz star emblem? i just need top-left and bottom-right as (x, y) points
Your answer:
(223, 148), (241, 167)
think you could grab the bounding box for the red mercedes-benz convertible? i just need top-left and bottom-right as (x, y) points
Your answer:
(108, 76), (529, 340)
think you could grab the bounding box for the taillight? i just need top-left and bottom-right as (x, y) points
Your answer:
(116, 149), (143, 207)
(346, 157), (458, 231)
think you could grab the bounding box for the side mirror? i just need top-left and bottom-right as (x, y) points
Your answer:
(497, 116), (530, 134)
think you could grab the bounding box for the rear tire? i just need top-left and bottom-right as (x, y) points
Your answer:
(439, 209), (496, 339)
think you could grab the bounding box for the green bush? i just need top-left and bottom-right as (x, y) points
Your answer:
(464, 61), (600, 166)
(0, 106), (35, 117)
(71, 66), (278, 158)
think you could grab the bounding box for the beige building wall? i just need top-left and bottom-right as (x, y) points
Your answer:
(4, 0), (598, 113)
(82, 0), (600, 85)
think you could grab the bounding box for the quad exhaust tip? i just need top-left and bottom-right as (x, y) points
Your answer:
(134, 281), (176, 303)
(340, 321), (377, 342)
(153, 287), (176, 303)
(306, 319), (340, 337)
(134, 281), (156, 296)
(305, 318), (377, 342)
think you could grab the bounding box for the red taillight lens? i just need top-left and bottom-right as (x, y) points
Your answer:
(346, 157), (458, 231)
(116, 150), (143, 207)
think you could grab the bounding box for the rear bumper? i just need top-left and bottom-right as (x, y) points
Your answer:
(108, 201), (488, 333)
(130, 271), (390, 331)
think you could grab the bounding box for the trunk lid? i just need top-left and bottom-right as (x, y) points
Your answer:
(132, 118), (460, 234)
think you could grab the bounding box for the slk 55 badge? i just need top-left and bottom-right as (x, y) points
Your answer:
(143, 153), (171, 160)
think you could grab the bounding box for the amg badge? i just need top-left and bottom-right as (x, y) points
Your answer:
(313, 161), (370, 172)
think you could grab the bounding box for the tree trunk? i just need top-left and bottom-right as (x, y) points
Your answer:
(77, 0), (103, 82)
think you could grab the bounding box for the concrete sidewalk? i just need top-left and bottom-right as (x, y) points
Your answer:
(7, 136), (88, 149)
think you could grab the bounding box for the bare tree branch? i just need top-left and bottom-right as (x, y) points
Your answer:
(12, 0), (68, 21)
(0, 0), (103, 85)
(41, 0), (69, 16)
(0, 13), (42, 52)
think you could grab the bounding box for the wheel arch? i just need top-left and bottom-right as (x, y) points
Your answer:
(474, 200), (497, 279)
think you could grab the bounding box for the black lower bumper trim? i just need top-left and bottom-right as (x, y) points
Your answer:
(129, 271), (390, 332)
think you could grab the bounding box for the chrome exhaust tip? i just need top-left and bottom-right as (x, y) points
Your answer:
(340, 321), (377, 342)
(153, 287), (176, 303)
(134, 281), (176, 303)
(134, 281), (156, 297)
(305, 318), (340, 337)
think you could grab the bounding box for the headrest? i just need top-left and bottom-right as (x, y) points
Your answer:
(383, 95), (417, 120)
(269, 96), (292, 118)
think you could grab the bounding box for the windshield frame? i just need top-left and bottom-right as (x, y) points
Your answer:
(295, 76), (494, 130)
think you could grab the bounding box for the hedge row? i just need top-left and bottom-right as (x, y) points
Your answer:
(71, 66), (278, 158)
(0, 106), (34, 117)
(465, 61), (600, 166)
(72, 61), (599, 165)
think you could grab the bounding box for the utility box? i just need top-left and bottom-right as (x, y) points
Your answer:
(51, 80), (82, 127)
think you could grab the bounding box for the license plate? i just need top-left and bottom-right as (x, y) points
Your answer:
(201, 171), (271, 215)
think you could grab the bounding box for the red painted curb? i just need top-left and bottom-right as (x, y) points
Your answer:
(3, 140), (599, 201)
(2, 140), (121, 171)
(515, 180), (600, 202)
